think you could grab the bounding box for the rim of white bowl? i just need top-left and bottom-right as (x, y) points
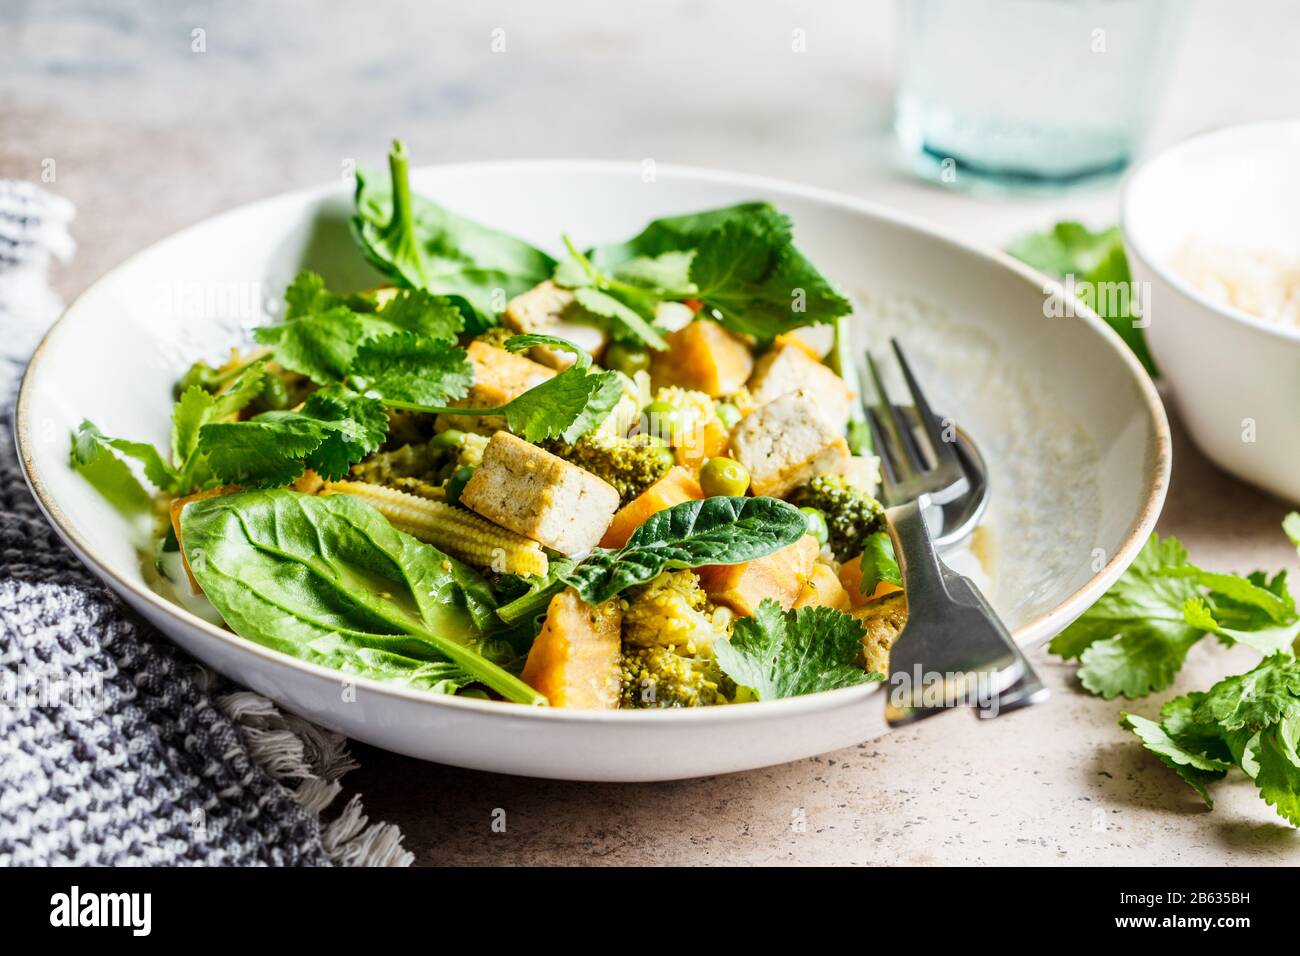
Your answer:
(15, 159), (1172, 724)
(1121, 119), (1300, 345)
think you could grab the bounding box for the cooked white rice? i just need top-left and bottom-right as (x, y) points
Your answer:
(1172, 238), (1300, 329)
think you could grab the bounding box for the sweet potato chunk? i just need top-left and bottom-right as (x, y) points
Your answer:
(837, 553), (905, 608)
(697, 534), (819, 617)
(599, 466), (703, 549)
(435, 341), (554, 434)
(650, 320), (753, 397)
(169, 486), (233, 593)
(521, 589), (622, 709)
(793, 561), (852, 612)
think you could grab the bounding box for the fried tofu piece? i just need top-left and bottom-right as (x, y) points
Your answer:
(502, 280), (607, 369)
(793, 561), (852, 612)
(649, 320), (753, 397)
(697, 534), (819, 617)
(460, 432), (620, 556)
(852, 592), (908, 674)
(435, 341), (555, 435)
(521, 588), (622, 708)
(729, 390), (851, 497)
(748, 342), (854, 433)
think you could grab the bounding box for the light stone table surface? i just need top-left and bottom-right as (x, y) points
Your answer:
(4, 0), (1298, 865)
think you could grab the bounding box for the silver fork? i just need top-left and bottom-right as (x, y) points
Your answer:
(863, 339), (1049, 726)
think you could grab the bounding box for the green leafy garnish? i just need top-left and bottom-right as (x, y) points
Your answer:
(348, 331), (474, 406)
(715, 600), (881, 700)
(388, 333), (625, 443)
(1007, 221), (1157, 375)
(352, 140), (555, 332)
(565, 495), (810, 604)
(1048, 534), (1206, 699)
(198, 387), (388, 487)
(857, 530), (902, 594)
(72, 364), (270, 499)
(180, 489), (545, 705)
(1118, 712), (1230, 806)
(584, 202), (852, 340)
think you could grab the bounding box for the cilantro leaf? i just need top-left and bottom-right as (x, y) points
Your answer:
(715, 600), (880, 700)
(349, 332), (473, 406)
(572, 287), (668, 351)
(1183, 596), (1299, 658)
(1252, 717), (1300, 826)
(284, 270), (347, 319)
(70, 421), (153, 516)
(353, 140), (555, 333)
(1049, 534), (1204, 698)
(199, 388), (387, 486)
(1119, 711), (1230, 806)
(1190, 653), (1300, 733)
(401, 334), (625, 443)
(255, 305), (364, 385)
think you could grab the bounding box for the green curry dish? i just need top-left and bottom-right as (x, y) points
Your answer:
(179, 488), (546, 705)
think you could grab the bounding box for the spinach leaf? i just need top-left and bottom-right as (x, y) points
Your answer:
(352, 140), (555, 332)
(715, 600), (881, 700)
(566, 495), (808, 603)
(180, 489), (545, 705)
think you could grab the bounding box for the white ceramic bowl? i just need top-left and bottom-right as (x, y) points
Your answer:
(1122, 120), (1300, 504)
(16, 162), (1169, 781)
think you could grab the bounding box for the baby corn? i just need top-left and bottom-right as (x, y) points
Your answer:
(321, 480), (548, 576)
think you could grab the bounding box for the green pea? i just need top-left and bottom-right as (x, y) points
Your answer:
(446, 465), (475, 504)
(604, 342), (650, 376)
(800, 507), (829, 546)
(699, 457), (751, 497)
(642, 400), (682, 443)
(430, 428), (467, 450)
(714, 402), (742, 429)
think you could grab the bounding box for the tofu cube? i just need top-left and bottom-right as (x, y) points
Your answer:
(649, 320), (754, 397)
(435, 340), (554, 435)
(747, 342), (854, 433)
(460, 432), (620, 556)
(503, 280), (607, 369)
(729, 390), (851, 497)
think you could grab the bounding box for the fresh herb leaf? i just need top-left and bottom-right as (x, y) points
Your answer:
(255, 306), (364, 385)
(1006, 221), (1157, 375)
(572, 286), (668, 351)
(1252, 717), (1300, 826)
(565, 495), (809, 603)
(1048, 534), (1205, 699)
(392, 334), (625, 443)
(715, 600), (880, 700)
(1182, 597), (1299, 658)
(198, 387), (388, 486)
(1190, 653), (1300, 733)
(858, 530), (901, 594)
(180, 489), (544, 704)
(70, 421), (153, 515)
(1119, 711), (1230, 806)
(352, 140), (555, 332)
(587, 202), (852, 339)
(349, 331), (473, 406)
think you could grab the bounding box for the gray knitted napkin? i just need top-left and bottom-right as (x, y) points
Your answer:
(0, 182), (409, 866)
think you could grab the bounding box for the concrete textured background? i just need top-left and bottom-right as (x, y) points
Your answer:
(4, 0), (1299, 865)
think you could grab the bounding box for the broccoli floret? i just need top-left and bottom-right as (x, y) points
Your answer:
(543, 433), (673, 504)
(474, 326), (515, 349)
(618, 570), (737, 708)
(622, 570), (731, 651)
(787, 474), (885, 561)
(620, 645), (737, 708)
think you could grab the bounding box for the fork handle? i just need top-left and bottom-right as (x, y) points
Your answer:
(882, 497), (1047, 725)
